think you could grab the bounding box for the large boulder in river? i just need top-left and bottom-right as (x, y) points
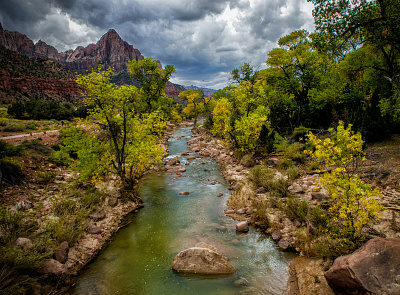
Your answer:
(172, 243), (236, 275)
(325, 238), (400, 295)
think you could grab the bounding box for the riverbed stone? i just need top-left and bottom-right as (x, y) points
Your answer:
(38, 259), (68, 276)
(87, 226), (103, 234)
(278, 238), (291, 250)
(14, 237), (33, 249)
(178, 191), (190, 195)
(272, 230), (282, 241)
(172, 246), (236, 274)
(324, 238), (400, 295)
(165, 156), (180, 166)
(234, 278), (250, 287)
(217, 193), (223, 197)
(54, 241), (69, 263)
(236, 221), (249, 233)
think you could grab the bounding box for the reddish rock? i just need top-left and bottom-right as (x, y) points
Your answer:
(217, 193), (223, 197)
(278, 238), (291, 250)
(38, 259), (68, 276)
(325, 238), (400, 295)
(88, 226), (103, 234)
(272, 230), (282, 241)
(165, 156), (180, 166)
(178, 191), (190, 195)
(54, 241), (69, 263)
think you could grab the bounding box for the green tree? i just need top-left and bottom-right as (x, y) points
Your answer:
(266, 30), (325, 126)
(127, 58), (176, 113)
(62, 66), (166, 189)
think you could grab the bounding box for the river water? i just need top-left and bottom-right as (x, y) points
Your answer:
(71, 126), (295, 295)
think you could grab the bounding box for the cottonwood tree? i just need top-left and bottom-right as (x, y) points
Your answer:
(127, 58), (176, 113)
(59, 66), (166, 192)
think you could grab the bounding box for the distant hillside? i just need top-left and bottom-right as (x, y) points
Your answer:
(0, 46), (81, 104)
(0, 23), (185, 100)
(184, 85), (217, 97)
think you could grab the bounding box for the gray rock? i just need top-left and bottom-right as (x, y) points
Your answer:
(172, 246), (236, 274)
(234, 278), (250, 287)
(14, 237), (33, 249)
(267, 158), (280, 167)
(289, 183), (303, 194)
(16, 200), (32, 210)
(236, 221), (249, 233)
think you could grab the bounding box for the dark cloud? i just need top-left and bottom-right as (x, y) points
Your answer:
(0, 0), (315, 89)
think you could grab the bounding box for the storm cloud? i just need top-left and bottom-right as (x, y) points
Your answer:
(0, 0), (315, 89)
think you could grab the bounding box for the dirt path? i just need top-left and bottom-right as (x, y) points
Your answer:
(1, 130), (60, 146)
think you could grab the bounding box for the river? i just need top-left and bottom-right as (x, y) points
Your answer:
(70, 125), (295, 294)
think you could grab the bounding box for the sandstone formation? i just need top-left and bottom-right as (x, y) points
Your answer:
(172, 243), (236, 275)
(325, 238), (400, 295)
(0, 23), (185, 100)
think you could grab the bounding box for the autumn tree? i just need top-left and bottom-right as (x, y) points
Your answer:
(306, 121), (384, 236)
(59, 66), (166, 191)
(127, 58), (176, 113)
(179, 89), (204, 126)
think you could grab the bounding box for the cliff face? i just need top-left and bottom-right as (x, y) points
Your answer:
(0, 24), (184, 100)
(0, 26), (144, 74)
(58, 29), (145, 74)
(0, 46), (81, 104)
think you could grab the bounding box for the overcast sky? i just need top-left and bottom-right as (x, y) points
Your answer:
(0, 0), (315, 89)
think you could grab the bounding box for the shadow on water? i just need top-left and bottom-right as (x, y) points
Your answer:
(70, 126), (296, 295)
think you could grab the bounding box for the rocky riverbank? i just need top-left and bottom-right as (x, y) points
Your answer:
(0, 123), (176, 294)
(185, 124), (400, 294)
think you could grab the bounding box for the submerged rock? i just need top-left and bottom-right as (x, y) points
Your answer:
(172, 243), (236, 275)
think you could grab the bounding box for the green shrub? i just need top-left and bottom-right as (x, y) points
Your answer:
(247, 165), (275, 188)
(0, 140), (23, 157)
(286, 165), (301, 181)
(0, 158), (24, 186)
(36, 170), (56, 184)
(292, 126), (310, 142)
(2, 125), (24, 132)
(50, 150), (71, 166)
(269, 177), (290, 198)
(81, 188), (106, 209)
(285, 197), (309, 222)
(45, 211), (87, 245)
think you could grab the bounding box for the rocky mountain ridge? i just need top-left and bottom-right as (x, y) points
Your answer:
(0, 23), (185, 100)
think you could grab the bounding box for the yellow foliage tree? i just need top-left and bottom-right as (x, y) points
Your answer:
(306, 121), (384, 236)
